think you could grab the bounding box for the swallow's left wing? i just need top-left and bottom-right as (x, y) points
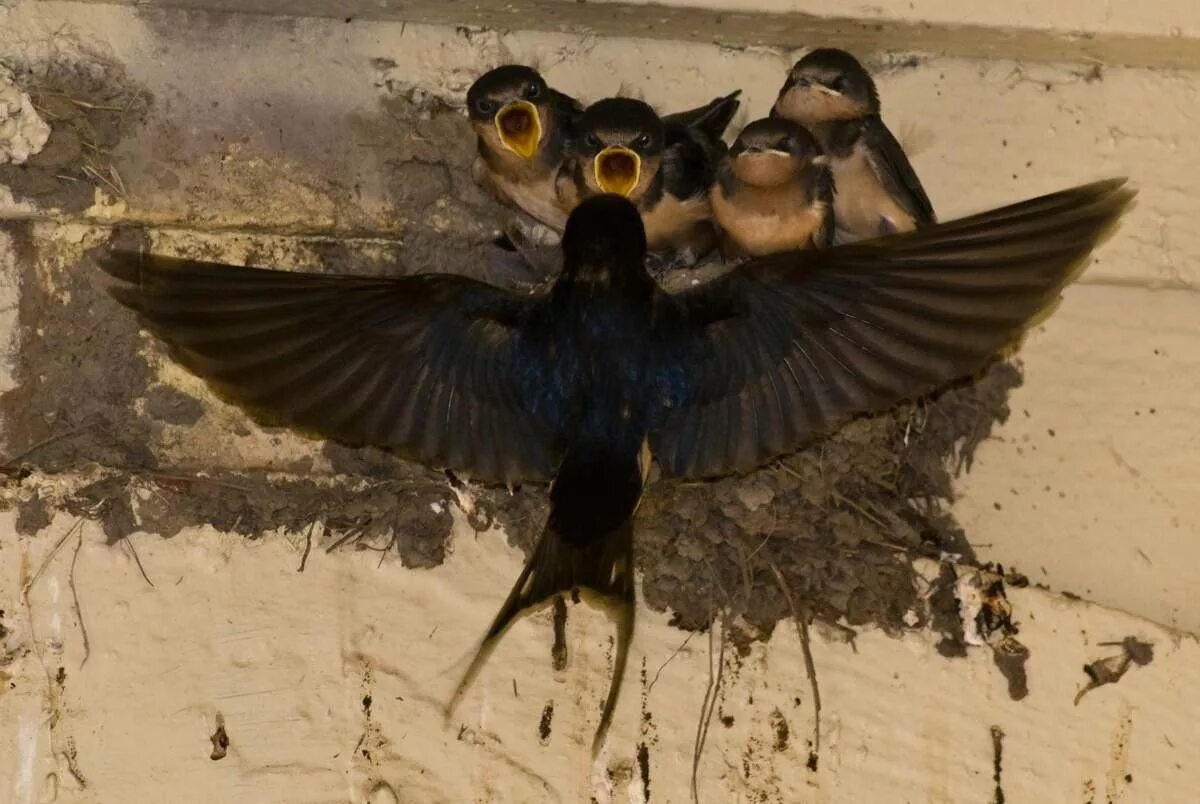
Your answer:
(649, 178), (1133, 479)
(660, 91), (742, 198)
(99, 252), (566, 484)
(662, 90), (742, 141)
(549, 87), (584, 134)
(862, 114), (936, 226)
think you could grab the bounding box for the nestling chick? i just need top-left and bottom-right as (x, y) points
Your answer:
(711, 117), (834, 258)
(772, 48), (935, 243)
(468, 64), (583, 230)
(562, 93), (739, 261)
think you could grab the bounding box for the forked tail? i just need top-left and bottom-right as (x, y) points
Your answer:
(445, 514), (636, 755)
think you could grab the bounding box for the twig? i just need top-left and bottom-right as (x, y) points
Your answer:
(701, 557), (732, 608)
(376, 535), (396, 568)
(25, 519), (85, 594)
(691, 610), (725, 804)
(64, 98), (126, 112)
(646, 631), (696, 695)
(33, 90), (126, 112)
(1, 423), (92, 468)
(324, 525), (363, 554)
(745, 531), (774, 563)
(734, 541), (754, 611)
(81, 162), (126, 199)
(297, 522), (315, 573)
(69, 524), (91, 667)
(769, 562), (821, 772)
(831, 492), (889, 531)
(141, 470), (252, 493)
(122, 532), (154, 587)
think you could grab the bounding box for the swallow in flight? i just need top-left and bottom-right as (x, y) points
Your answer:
(98, 177), (1133, 753)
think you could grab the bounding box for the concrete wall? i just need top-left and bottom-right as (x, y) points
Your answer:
(1, 1), (1198, 801)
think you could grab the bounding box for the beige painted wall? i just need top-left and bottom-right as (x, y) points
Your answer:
(596, 0), (1200, 38)
(2, 1), (1199, 801)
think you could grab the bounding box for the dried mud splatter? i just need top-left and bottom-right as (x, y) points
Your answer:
(0, 54), (152, 212)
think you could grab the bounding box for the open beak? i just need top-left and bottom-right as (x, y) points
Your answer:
(593, 146), (642, 197)
(494, 101), (542, 159)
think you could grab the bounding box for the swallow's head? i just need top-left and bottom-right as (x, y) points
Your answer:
(561, 194), (648, 285)
(728, 118), (825, 188)
(575, 98), (664, 201)
(773, 48), (878, 125)
(467, 65), (552, 160)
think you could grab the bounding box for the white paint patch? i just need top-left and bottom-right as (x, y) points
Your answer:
(47, 575), (62, 645)
(590, 743), (614, 804)
(13, 713), (39, 804)
(0, 229), (22, 394)
(953, 569), (986, 647)
(627, 763), (648, 804)
(448, 480), (476, 518)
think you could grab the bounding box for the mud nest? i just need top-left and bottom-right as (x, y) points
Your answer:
(1, 71), (1022, 645)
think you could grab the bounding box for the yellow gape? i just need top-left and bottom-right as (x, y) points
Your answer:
(594, 146), (641, 197)
(494, 100), (543, 159)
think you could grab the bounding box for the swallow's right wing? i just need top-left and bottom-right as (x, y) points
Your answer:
(650, 178), (1134, 479)
(99, 253), (567, 484)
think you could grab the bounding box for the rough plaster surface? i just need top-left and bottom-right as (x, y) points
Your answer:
(957, 285), (1200, 631)
(80, 0), (1200, 70)
(598, 0), (1200, 39)
(0, 1), (1198, 800)
(1, 512), (1197, 802)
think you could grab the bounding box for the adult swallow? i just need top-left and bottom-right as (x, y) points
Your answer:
(561, 92), (740, 260)
(98, 178), (1132, 753)
(772, 47), (935, 243)
(711, 117), (835, 258)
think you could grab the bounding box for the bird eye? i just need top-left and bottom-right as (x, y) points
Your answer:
(584, 133), (602, 149)
(633, 133), (652, 149)
(828, 75), (845, 92)
(774, 138), (792, 151)
(523, 82), (541, 100)
(475, 98), (496, 115)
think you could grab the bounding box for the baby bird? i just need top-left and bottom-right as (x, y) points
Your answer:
(467, 65), (583, 231)
(561, 93), (739, 260)
(468, 65), (741, 246)
(772, 48), (934, 243)
(710, 117), (834, 258)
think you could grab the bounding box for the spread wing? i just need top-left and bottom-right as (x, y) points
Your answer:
(650, 178), (1133, 478)
(99, 252), (566, 484)
(862, 114), (936, 226)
